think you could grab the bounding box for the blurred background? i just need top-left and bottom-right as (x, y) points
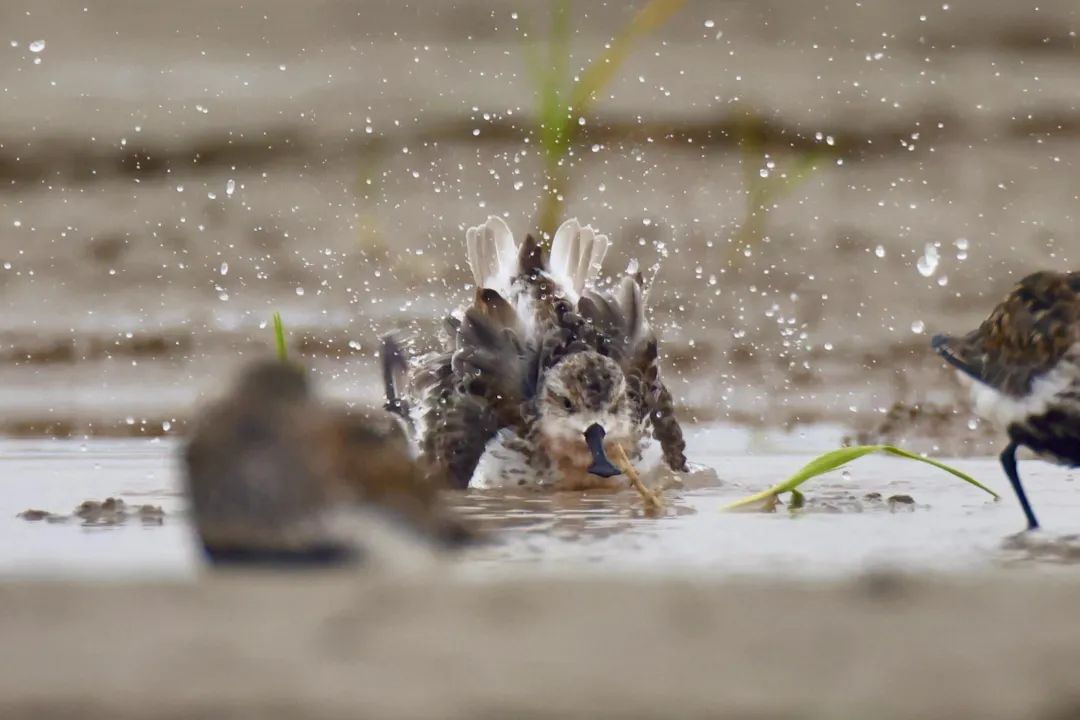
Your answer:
(0, 0), (1076, 447)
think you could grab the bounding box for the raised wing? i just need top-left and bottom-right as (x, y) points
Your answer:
(548, 218), (610, 301)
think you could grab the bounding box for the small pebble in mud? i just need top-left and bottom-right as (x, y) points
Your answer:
(887, 494), (916, 512)
(17, 509), (54, 521)
(75, 497), (127, 525)
(18, 499), (165, 526)
(137, 504), (166, 525)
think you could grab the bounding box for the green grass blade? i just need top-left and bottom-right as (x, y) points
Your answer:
(532, 0), (687, 238)
(569, 0), (688, 114)
(539, 0), (572, 162)
(878, 446), (999, 498)
(272, 312), (287, 362)
(720, 444), (999, 512)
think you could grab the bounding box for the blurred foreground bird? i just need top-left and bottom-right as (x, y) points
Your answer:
(932, 270), (1080, 530)
(384, 216), (687, 492)
(184, 360), (472, 566)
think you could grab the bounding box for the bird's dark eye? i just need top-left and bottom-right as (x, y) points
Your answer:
(561, 397), (573, 411)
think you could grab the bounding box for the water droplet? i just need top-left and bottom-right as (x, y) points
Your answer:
(955, 237), (969, 260)
(704, 19), (715, 28)
(295, 287), (305, 296)
(937, 274), (949, 287)
(225, 178), (236, 196)
(916, 244), (939, 277)
(513, 180), (524, 191)
(219, 261), (229, 276)
(911, 320), (925, 334)
(28, 40), (45, 53)
(759, 168), (769, 178)
(874, 244), (886, 258)
(278, 64), (287, 71)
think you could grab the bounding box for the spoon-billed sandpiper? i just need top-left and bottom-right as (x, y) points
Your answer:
(385, 216), (687, 491)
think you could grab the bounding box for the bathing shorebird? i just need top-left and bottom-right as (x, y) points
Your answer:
(385, 216), (688, 491)
(932, 270), (1080, 530)
(184, 360), (471, 565)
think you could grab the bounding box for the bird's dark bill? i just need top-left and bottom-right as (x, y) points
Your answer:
(584, 423), (622, 478)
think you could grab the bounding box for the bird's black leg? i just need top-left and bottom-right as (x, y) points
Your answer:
(1000, 440), (1039, 531)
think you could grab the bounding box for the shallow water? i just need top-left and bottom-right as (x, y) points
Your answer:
(2, 425), (1078, 579)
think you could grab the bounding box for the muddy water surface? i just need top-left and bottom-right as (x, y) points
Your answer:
(3, 424), (1078, 579)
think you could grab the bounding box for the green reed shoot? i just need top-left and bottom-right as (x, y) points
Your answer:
(721, 444), (1000, 512)
(531, 0), (687, 240)
(272, 312), (288, 363)
(731, 112), (827, 265)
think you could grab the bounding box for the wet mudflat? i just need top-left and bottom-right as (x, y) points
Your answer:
(3, 424), (1077, 579)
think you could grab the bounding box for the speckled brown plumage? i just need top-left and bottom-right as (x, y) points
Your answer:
(932, 270), (1080, 530)
(933, 271), (1080, 396)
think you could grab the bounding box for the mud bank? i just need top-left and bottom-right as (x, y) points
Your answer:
(3, 572), (1080, 719)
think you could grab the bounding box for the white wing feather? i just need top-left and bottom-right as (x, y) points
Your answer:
(465, 216), (517, 294)
(550, 218), (609, 300)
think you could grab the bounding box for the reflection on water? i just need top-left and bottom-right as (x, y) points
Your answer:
(1, 427), (1078, 578)
(1000, 531), (1080, 566)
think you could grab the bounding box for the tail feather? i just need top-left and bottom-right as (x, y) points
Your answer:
(465, 216), (517, 292)
(550, 218), (609, 298)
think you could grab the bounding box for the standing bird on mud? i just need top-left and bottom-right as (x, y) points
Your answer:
(384, 216), (688, 491)
(932, 271), (1080, 530)
(184, 360), (471, 566)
